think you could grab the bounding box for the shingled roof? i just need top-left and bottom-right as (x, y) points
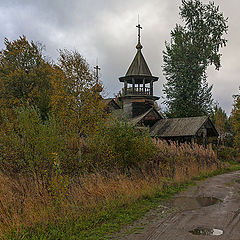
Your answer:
(131, 107), (164, 126)
(102, 98), (121, 111)
(150, 116), (218, 138)
(126, 50), (152, 76)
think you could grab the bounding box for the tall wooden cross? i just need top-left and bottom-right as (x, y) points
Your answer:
(94, 65), (100, 83)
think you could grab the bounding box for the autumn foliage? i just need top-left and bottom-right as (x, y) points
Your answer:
(0, 36), (107, 176)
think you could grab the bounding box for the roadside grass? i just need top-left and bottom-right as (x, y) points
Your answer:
(192, 162), (240, 181)
(5, 182), (192, 240)
(4, 162), (240, 240)
(0, 140), (219, 240)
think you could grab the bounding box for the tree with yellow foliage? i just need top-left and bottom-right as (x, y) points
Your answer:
(232, 89), (240, 149)
(51, 49), (106, 136)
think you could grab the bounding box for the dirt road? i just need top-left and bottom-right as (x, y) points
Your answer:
(114, 171), (240, 240)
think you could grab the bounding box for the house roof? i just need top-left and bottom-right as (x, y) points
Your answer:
(150, 116), (218, 137)
(102, 98), (121, 110)
(132, 108), (164, 125)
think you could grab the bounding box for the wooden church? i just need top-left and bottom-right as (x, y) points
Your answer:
(104, 24), (218, 145)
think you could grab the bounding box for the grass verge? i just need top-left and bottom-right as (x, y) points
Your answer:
(4, 162), (240, 240)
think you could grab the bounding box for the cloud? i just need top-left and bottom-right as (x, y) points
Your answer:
(0, 0), (238, 114)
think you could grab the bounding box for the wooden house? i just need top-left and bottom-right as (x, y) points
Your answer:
(150, 116), (218, 145)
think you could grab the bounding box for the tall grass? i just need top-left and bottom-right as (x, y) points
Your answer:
(153, 139), (219, 181)
(0, 140), (220, 238)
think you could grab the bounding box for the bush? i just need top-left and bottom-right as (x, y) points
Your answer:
(0, 106), (77, 177)
(217, 146), (240, 163)
(82, 118), (157, 171)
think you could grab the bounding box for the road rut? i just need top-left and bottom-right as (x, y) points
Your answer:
(114, 171), (240, 240)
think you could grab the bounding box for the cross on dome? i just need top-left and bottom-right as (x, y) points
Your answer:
(136, 23), (143, 50)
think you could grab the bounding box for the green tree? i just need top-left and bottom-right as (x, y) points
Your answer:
(212, 104), (228, 133)
(232, 90), (240, 149)
(163, 0), (228, 117)
(0, 36), (54, 120)
(211, 104), (232, 145)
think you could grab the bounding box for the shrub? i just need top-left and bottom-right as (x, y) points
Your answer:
(217, 146), (240, 163)
(82, 118), (157, 171)
(0, 106), (70, 177)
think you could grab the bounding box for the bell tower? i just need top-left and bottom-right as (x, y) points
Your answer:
(119, 24), (159, 118)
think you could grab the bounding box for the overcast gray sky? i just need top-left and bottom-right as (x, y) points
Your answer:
(0, 0), (239, 115)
